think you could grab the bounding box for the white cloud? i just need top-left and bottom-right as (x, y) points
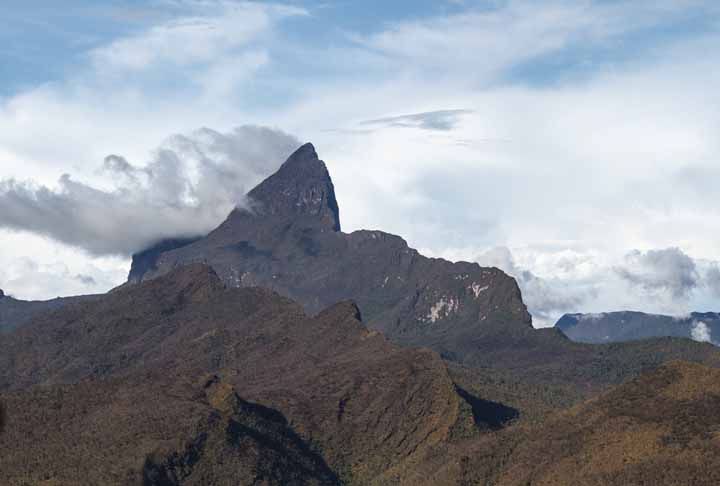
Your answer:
(0, 126), (299, 256)
(350, 0), (718, 81)
(0, 230), (128, 300)
(691, 320), (713, 344)
(472, 246), (597, 327)
(89, 2), (305, 71)
(615, 248), (699, 300)
(1, 0), (719, 315)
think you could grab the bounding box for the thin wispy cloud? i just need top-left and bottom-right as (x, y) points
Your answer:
(360, 109), (474, 131)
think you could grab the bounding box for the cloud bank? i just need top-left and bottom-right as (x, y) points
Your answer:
(0, 126), (299, 256)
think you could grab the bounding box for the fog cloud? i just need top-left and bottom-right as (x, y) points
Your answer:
(0, 126), (299, 256)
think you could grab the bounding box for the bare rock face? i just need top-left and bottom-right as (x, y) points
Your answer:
(129, 143), (532, 366)
(245, 142), (341, 232)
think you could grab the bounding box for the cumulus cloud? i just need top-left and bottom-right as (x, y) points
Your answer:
(615, 248), (699, 300)
(0, 125), (300, 256)
(360, 110), (474, 131)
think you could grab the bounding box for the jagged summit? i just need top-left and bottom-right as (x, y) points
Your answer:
(126, 143), (534, 365)
(0, 289), (4, 299)
(245, 142), (341, 232)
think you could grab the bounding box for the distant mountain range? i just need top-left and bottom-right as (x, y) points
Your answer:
(2, 143), (720, 484)
(556, 311), (720, 345)
(0, 289), (97, 333)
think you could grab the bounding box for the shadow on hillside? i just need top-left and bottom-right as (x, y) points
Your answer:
(142, 398), (339, 486)
(456, 386), (519, 430)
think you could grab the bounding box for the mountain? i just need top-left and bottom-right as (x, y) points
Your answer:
(0, 289), (96, 333)
(483, 361), (720, 485)
(556, 311), (720, 345)
(0, 264), (486, 485)
(5, 143), (720, 484)
(364, 360), (720, 485)
(129, 144), (532, 360)
(127, 237), (201, 284)
(126, 143), (720, 395)
(4, 265), (720, 484)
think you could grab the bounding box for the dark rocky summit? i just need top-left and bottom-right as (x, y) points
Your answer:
(130, 143), (531, 360)
(127, 143), (720, 393)
(557, 311), (720, 345)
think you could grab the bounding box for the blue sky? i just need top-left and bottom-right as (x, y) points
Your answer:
(0, 0), (719, 327)
(4, 1), (717, 94)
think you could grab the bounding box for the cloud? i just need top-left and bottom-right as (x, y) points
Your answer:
(1, 0), (720, 313)
(705, 265), (720, 298)
(89, 2), (306, 71)
(359, 109), (474, 131)
(0, 254), (124, 299)
(615, 248), (699, 300)
(74, 274), (97, 286)
(350, 0), (718, 83)
(475, 246), (595, 327)
(0, 126), (300, 256)
(691, 320), (713, 344)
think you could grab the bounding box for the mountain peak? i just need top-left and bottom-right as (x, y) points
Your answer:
(290, 141), (318, 159)
(246, 143), (341, 231)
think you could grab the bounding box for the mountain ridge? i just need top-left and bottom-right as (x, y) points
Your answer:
(556, 310), (720, 345)
(124, 143), (720, 396)
(0, 263), (482, 484)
